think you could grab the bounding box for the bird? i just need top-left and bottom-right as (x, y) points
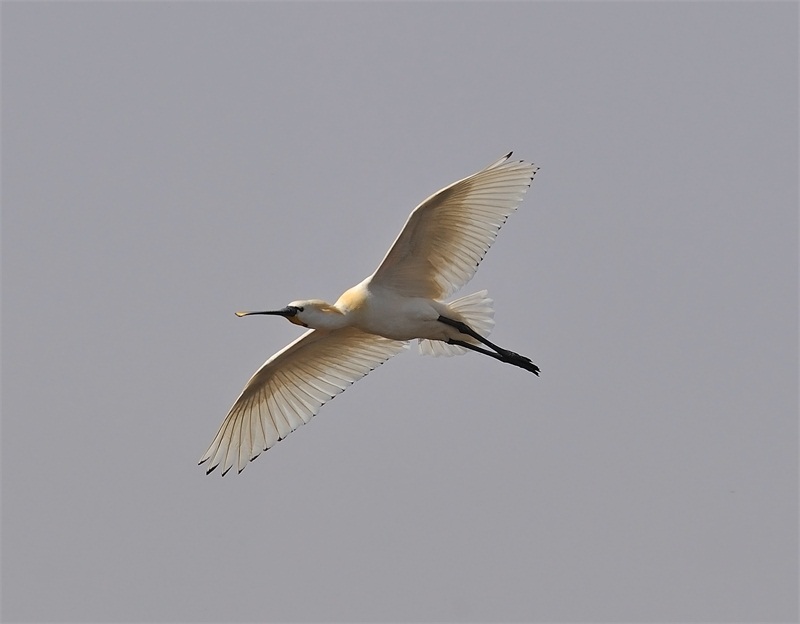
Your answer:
(200, 152), (540, 475)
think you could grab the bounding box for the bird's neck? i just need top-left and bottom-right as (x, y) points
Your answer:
(304, 304), (350, 331)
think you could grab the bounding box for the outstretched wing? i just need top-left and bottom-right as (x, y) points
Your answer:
(370, 153), (538, 300)
(200, 327), (408, 475)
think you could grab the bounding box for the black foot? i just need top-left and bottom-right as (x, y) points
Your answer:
(505, 353), (540, 375)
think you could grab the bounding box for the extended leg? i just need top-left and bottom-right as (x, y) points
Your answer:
(440, 311), (540, 375)
(438, 315), (519, 356)
(448, 339), (540, 375)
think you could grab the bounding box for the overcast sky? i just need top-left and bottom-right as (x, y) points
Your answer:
(2, 2), (797, 622)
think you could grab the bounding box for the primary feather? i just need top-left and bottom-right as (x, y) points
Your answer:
(200, 328), (408, 475)
(370, 153), (538, 299)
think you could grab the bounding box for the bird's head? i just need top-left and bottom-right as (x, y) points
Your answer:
(235, 300), (344, 330)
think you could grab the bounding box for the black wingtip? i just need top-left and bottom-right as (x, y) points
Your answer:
(504, 151), (513, 159)
(205, 464), (217, 475)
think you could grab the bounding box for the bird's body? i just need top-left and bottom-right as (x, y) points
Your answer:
(333, 280), (453, 341)
(201, 153), (540, 475)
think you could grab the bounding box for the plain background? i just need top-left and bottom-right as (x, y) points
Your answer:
(2, 2), (797, 622)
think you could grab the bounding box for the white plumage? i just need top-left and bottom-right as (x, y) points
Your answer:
(372, 154), (534, 299)
(200, 153), (539, 475)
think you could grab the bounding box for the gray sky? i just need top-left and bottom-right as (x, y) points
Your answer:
(2, 2), (797, 622)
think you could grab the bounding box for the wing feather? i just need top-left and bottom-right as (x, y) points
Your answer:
(370, 153), (538, 299)
(200, 327), (409, 475)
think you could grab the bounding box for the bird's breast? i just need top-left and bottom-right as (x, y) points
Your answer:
(342, 285), (446, 342)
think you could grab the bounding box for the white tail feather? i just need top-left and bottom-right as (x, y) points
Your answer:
(419, 290), (495, 357)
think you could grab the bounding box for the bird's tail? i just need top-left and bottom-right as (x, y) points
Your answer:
(419, 290), (495, 357)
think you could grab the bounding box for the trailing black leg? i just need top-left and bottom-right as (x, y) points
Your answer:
(447, 339), (540, 376)
(438, 315), (516, 355)
(439, 316), (530, 362)
(448, 339), (540, 375)
(438, 316), (535, 367)
(447, 339), (506, 363)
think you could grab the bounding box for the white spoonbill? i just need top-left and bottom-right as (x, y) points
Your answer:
(200, 152), (540, 475)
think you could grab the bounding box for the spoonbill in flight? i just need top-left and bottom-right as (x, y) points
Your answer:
(200, 152), (540, 475)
